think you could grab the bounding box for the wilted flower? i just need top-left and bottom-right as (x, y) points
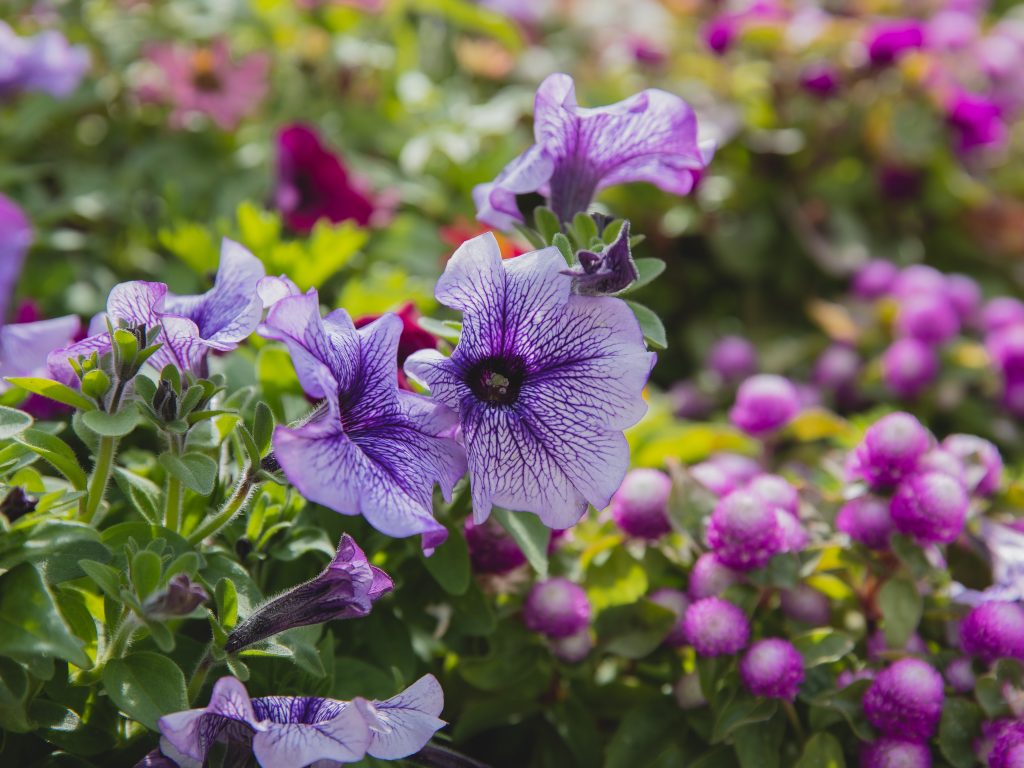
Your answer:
(157, 674), (444, 767)
(739, 638), (804, 700)
(0, 486), (37, 522)
(862, 658), (944, 742)
(274, 124), (378, 234)
(523, 578), (590, 638)
(140, 40), (268, 130)
(48, 239), (264, 383)
(0, 22), (89, 99)
(260, 290), (465, 552)
(674, 672), (706, 710)
(143, 574), (209, 620)
(225, 534), (393, 652)
(474, 73), (713, 228)
(610, 468), (673, 540)
(406, 234), (654, 529)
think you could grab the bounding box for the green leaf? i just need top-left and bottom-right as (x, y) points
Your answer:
(595, 599), (676, 659)
(492, 507), (549, 578)
(422, 527), (470, 595)
(0, 563), (90, 668)
(16, 428), (87, 489)
(0, 520), (108, 583)
(0, 657), (31, 732)
(571, 212), (599, 247)
(605, 698), (687, 768)
(513, 223), (546, 250)
(216, 577), (238, 629)
(938, 698), (983, 768)
(625, 300), (668, 350)
(808, 680), (874, 741)
(112, 468), (162, 524)
(236, 423), (261, 467)
(130, 550), (162, 600)
(792, 628), (855, 668)
(733, 716), (785, 768)
(552, 232), (574, 265)
(711, 691), (778, 743)
(253, 402), (274, 455)
(81, 404), (140, 437)
(102, 652), (187, 730)
(534, 206), (562, 243)
(5, 377), (96, 411)
(417, 317), (462, 344)
(878, 576), (922, 650)
(159, 451), (218, 495)
(586, 547), (647, 611)
(620, 258), (666, 294)
(795, 733), (846, 768)
(79, 560), (122, 601)
(0, 405), (32, 439)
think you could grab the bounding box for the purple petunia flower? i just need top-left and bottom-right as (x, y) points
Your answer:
(0, 194), (31, 323)
(157, 674), (444, 767)
(0, 22), (89, 100)
(560, 220), (638, 296)
(48, 239), (265, 384)
(473, 73), (713, 228)
(1, 315), (81, 389)
(405, 234), (654, 530)
(259, 289), (466, 552)
(225, 534), (393, 652)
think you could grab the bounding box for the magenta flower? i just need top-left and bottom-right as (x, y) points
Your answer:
(728, 374), (801, 435)
(890, 471), (969, 545)
(523, 578), (590, 638)
(274, 124), (378, 234)
(848, 412), (931, 489)
(260, 289), (465, 552)
(48, 239), (265, 383)
(464, 517), (526, 574)
(707, 335), (758, 382)
(610, 468), (673, 540)
(739, 638), (805, 700)
(881, 338), (938, 399)
(852, 259), (899, 300)
(707, 489), (784, 571)
(865, 20), (925, 65)
(942, 434), (1002, 496)
(688, 552), (741, 600)
(860, 739), (933, 768)
(140, 40), (268, 131)
(406, 234), (654, 530)
(837, 495), (895, 550)
(862, 658), (944, 742)
(474, 73), (713, 228)
(157, 674), (444, 767)
(683, 597), (750, 656)
(989, 722), (1024, 768)
(225, 534), (393, 652)
(947, 91), (1006, 153)
(960, 601), (1024, 663)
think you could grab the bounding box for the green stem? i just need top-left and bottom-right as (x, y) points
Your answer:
(187, 650), (214, 704)
(782, 700), (805, 746)
(165, 474), (183, 533)
(186, 473), (256, 545)
(83, 435), (117, 524)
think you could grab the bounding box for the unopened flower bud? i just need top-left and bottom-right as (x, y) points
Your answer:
(153, 379), (178, 421)
(143, 574), (209, 620)
(0, 487), (37, 522)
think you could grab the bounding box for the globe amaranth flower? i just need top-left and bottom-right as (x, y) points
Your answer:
(523, 578), (590, 638)
(895, 293), (960, 345)
(463, 516), (526, 574)
(690, 452), (762, 497)
(837, 495), (896, 550)
(859, 739), (933, 768)
(881, 339), (939, 400)
(707, 335), (758, 383)
(813, 344), (860, 393)
(800, 63), (839, 97)
(848, 412), (931, 489)
(890, 471), (969, 545)
(648, 588), (690, 647)
(405, 234), (654, 529)
(139, 40), (268, 131)
(739, 638), (805, 700)
(688, 552), (741, 600)
(225, 534), (393, 653)
(780, 584), (830, 626)
(745, 473), (799, 516)
(862, 658), (944, 742)
(610, 468), (673, 540)
(48, 239), (265, 384)
(549, 628), (593, 663)
(274, 123), (380, 233)
(728, 374), (801, 436)
(944, 657), (976, 693)
(981, 297), (1024, 334)
(706, 489), (784, 571)
(916, 448), (967, 485)
(947, 91), (1006, 154)
(945, 274), (981, 322)
(0, 22), (89, 100)
(960, 601), (1024, 663)
(865, 19), (925, 66)
(157, 674), (444, 767)
(989, 722), (1024, 768)
(942, 434), (1002, 496)
(892, 265), (947, 301)
(473, 73), (713, 229)
(683, 597), (750, 656)
(852, 259), (899, 300)
(260, 290), (466, 552)
(355, 302), (437, 391)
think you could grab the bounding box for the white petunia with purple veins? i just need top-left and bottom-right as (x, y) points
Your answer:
(259, 290), (466, 552)
(405, 233), (655, 530)
(474, 72), (714, 229)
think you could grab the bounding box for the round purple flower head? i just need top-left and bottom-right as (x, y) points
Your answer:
(739, 638), (805, 700)
(837, 495), (895, 549)
(670, 380), (713, 420)
(945, 274), (981, 322)
(890, 471), (969, 545)
(464, 517), (526, 575)
(881, 339), (938, 400)
(745, 473), (799, 516)
(944, 657), (975, 693)
(860, 739), (933, 768)
(987, 323), (1024, 381)
(863, 658), (944, 742)
(775, 508), (809, 553)
(707, 490), (784, 571)
(866, 630), (928, 661)
(729, 375), (801, 436)
(814, 344), (861, 392)
(688, 552), (741, 599)
(610, 468), (673, 540)
(981, 297), (1024, 334)
(549, 628), (592, 663)
(853, 259), (899, 300)
(865, 19), (925, 65)
(892, 265), (947, 300)
(649, 587), (690, 647)
(989, 722), (1024, 768)
(707, 335), (758, 382)
(915, 449), (966, 485)
(780, 584), (830, 626)
(523, 578), (590, 638)
(850, 412), (931, 489)
(800, 63), (839, 97)
(942, 434), (1003, 496)
(895, 294), (960, 345)
(960, 601), (1024, 663)
(690, 453), (761, 497)
(683, 597), (750, 657)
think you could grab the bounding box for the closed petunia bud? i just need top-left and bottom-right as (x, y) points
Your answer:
(862, 658), (944, 742)
(523, 578), (590, 638)
(143, 574), (209, 620)
(683, 597), (750, 657)
(610, 468), (673, 540)
(0, 486), (37, 522)
(739, 638), (805, 700)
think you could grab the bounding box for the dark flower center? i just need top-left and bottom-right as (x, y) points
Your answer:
(467, 356), (526, 406)
(190, 50), (222, 92)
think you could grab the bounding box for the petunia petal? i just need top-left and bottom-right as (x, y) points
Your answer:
(0, 315), (80, 381)
(252, 700), (370, 768)
(157, 677), (258, 762)
(365, 674), (446, 760)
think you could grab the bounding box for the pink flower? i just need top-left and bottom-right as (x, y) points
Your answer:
(140, 40), (268, 131)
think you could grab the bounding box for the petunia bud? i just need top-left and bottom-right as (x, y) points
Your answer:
(0, 486), (37, 522)
(225, 534), (392, 652)
(143, 574), (209, 620)
(153, 378), (178, 422)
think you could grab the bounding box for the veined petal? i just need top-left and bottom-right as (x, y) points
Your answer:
(150, 315), (205, 374)
(157, 677), (258, 762)
(107, 280), (167, 327)
(473, 144), (555, 230)
(251, 700), (370, 768)
(46, 332), (112, 387)
(257, 274), (301, 309)
(365, 674), (446, 760)
(403, 350), (470, 413)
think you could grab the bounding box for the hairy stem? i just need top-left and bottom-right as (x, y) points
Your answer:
(186, 472), (257, 545)
(83, 435), (117, 525)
